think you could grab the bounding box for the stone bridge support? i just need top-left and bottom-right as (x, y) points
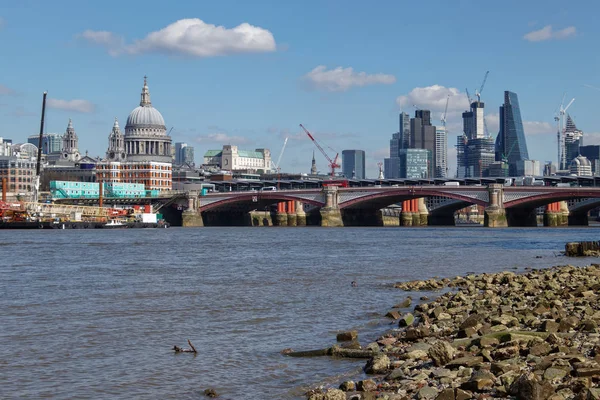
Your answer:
(320, 186), (343, 227)
(182, 195), (204, 227)
(484, 184), (507, 227)
(295, 201), (306, 226)
(286, 200), (297, 226)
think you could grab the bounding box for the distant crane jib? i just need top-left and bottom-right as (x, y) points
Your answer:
(300, 123), (339, 177)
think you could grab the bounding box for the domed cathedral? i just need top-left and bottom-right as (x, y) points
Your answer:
(62, 118), (81, 162)
(106, 118), (126, 161)
(124, 76), (172, 163)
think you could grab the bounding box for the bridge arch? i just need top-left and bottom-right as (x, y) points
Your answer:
(339, 188), (487, 210)
(504, 190), (600, 209)
(199, 192), (324, 212)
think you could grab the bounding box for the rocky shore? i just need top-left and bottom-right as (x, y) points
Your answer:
(302, 264), (600, 400)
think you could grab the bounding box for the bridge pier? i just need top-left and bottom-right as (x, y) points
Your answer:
(275, 202), (288, 226)
(250, 211), (273, 226)
(401, 199), (414, 226)
(320, 186), (343, 227)
(295, 201), (306, 226)
(484, 184), (507, 228)
(418, 197), (429, 226)
(286, 201), (297, 226)
(181, 196), (204, 227)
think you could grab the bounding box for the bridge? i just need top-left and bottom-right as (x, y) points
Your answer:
(177, 184), (600, 227)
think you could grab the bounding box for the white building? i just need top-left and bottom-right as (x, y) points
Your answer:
(434, 125), (448, 178)
(515, 160), (541, 176)
(570, 155), (592, 177)
(203, 145), (271, 172)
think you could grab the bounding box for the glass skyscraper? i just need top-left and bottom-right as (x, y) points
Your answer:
(342, 150), (365, 179)
(495, 91), (529, 175)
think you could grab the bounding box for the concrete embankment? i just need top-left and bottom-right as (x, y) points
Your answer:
(302, 264), (600, 400)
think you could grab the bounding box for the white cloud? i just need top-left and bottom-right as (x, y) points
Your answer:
(47, 98), (95, 113)
(396, 85), (470, 116)
(78, 18), (277, 58)
(303, 66), (396, 92)
(78, 30), (124, 56)
(585, 132), (600, 145)
(523, 25), (576, 42)
(194, 132), (249, 144)
(523, 120), (554, 135)
(0, 84), (15, 95)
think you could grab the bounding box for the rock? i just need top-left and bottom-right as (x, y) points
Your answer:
(336, 330), (358, 342)
(456, 327), (477, 338)
(446, 356), (483, 369)
(539, 320), (560, 333)
(322, 389), (346, 400)
(580, 320), (598, 332)
(509, 373), (555, 400)
(418, 386), (439, 400)
(385, 310), (401, 320)
(479, 336), (500, 347)
(574, 366), (600, 377)
(454, 389), (473, 400)
(529, 342), (552, 357)
(543, 367), (568, 382)
(364, 354), (390, 374)
(385, 368), (406, 381)
(339, 381), (355, 391)
(396, 297), (412, 308)
(204, 388), (218, 398)
(428, 340), (456, 367)
(435, 388), (455, 400)
(356, 379), (377, 392)
(399, 313), (415, 327)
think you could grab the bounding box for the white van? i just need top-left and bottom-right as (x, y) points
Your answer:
(260, 186), (277, 191)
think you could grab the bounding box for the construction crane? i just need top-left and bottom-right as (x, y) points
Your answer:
(299, 124), (340, 178)
(271, 137), (289, 172)
(475, 70), (489, 102)
(441, 94), (450, 131)
(465, 88), (472, 105)
(556, 94), (575, 169)
(33, 91), (47, 205)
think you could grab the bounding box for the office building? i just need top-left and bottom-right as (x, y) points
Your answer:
(399, 149), (430, 179)
(175, 142), (195, 166)
(495, 91), (529, 175)
(465, 137), (495, 178)
(27, 133), (62, 155)
(435, 125), (447, 178)
(342, 150), (365, 179)
(579, 145), (600, 175)
(203, 145), (271, 172)
(515, 160), (541, 176)
(399, 112), (410, 149)
(564, 115), (583, 168)
(410, 111), (436, 178)
(383, 157), (400, 179)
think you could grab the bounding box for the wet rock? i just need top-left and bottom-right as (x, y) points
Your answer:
(356, 379), (377, 392)
(428, 340), (456, 367)
(364, 354), (390, 374)
(385, 310), (401, 320)
(204, 388), (219, 397)
(395, 297), (412, 308)
(399, 313), (415, 327)
(336, 330), (358, 342)
(339, 381), (355, 391)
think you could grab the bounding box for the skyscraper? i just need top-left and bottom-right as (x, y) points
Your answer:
(495, 91), (529, 176)
(399, 112), (410, 149)
(564, 115), (583, 168)
(27, 133), (62, 155)
(342, 150), (365, 179)
(410, 110), (436, 178)
(175, 142), (195, 166)
(435, 125), (447, 178)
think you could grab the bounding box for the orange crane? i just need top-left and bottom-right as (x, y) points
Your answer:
(299, 124), (340, 178)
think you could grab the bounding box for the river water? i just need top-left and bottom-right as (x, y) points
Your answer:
(1, 227), (599, 399)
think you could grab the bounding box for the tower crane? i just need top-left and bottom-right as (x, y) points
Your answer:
(441, 94), (450, 130)
(475, 70), (489, 102)
(465, 88), (473, 105)
(299, 124), (340, 178)
(556, 94), (575, 169)
(271, 137), (289, 172)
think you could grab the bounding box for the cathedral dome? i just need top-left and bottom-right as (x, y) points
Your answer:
(126, 105), (166, 129)
(124, 76), (167, 133)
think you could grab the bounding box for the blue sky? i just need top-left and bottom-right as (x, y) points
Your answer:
(0, 0), (598, 177)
